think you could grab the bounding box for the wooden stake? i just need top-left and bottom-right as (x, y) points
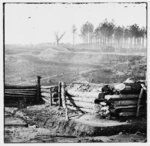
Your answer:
(36, 76), (41, 103)
(58, 81), (62, 107)
(61, 82), (69, 121)
(136, 88), (144, 117)
(50, 87), (53, 106)
(61, 82), (65, 108)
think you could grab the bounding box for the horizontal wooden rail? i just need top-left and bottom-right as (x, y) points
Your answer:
(66, 96), (95, 103)
(5, 90), (37, 94)
(5, 85), (37, 89)
(41, 85), (57, 89)
(5, 92), (36, 96)
(5, 94), (36, 98)
(113, 100), (138, 107)
(67, 105), (94, 113)
(41, 92), (50, 98)
(67, 89), (100, 98)
(105, 94), (139, 100)
(5, 88), (37, 91)
(66, 100), (94, 110)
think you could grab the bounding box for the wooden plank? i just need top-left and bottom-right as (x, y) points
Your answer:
(66, 96), (96, 103)
(58, 81), (62, 107)
(41, 89), (51, 93)
(5, 91), (37, 94)
(66, 100), (94, 110)
(61, 82), (66, 108)
(5, 89), (37, 91)
(136, 88), (144, 117)
(113, 100), (138, 107)
(41, 92), (50, 98)
(42, 97), (50, 103)
(50, 88), (52, 106)
(67, 105), (94, 113)
(105, 94), (139, 100)
(5, 85), (37, 89)
(4, 94), (35, 98)
(114, 105), (137, 110)
(119, 112), (136, 117)
(5, 92), (36, 96)
(36, 76), (41, 103)
(118, 108), (137, 112)
(41, 85), (57, 89)
(67, 89), (100, 98)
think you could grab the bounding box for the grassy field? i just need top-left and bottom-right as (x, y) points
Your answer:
(5, 43), (147, 86)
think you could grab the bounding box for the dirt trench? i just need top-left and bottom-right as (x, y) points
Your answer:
(4, 104), (147, 143)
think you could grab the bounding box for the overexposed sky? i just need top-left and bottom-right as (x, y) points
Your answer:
(5, 3), (147, 44)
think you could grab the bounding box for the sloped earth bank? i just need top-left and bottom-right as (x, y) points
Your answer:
(4, 104), (146, 143)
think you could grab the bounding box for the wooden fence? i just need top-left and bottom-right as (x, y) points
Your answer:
(4, 76), (61, 107)
(41, 85), (58, 106)
(4, 76), (41, 107)
(4, 77), (146, 118)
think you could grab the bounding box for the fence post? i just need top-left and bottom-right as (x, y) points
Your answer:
(50, 87), (53, 106)
(61, 82), (69, 121)
(136, 87), (144, 117)
(37, 76), (41, 103)
(58, 81), (62, 107)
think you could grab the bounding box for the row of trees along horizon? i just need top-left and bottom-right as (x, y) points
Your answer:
(69, 19), (147, 51)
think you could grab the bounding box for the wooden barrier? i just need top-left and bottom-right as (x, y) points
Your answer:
(5, 77), (146, 118)
(4, 85), (38, 107)
(66, 82), (146, 118)
(66, 87), (98, 113)
(41, 85), (58, 105)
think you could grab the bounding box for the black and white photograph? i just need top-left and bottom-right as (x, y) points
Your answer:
(3, 1), (148, 143)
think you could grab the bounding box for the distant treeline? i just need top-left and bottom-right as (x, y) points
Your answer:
(77, 19), (147, 50)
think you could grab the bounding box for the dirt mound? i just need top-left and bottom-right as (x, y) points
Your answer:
(44, 115), (146, 137)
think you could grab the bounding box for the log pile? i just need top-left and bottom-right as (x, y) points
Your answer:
(66, 81), (147, 118)
(99, 82), (146, 118)
(66, 87), (99, 113)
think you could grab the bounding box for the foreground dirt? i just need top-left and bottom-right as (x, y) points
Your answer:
(4, 104), (147, 143)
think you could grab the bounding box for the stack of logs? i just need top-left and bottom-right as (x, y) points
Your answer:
(66, 90), (99, 113)
(104, 84), (146, 118)
(65, 82), (146, 118)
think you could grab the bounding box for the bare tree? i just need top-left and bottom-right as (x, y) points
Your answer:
(54, 32), (66, 46)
